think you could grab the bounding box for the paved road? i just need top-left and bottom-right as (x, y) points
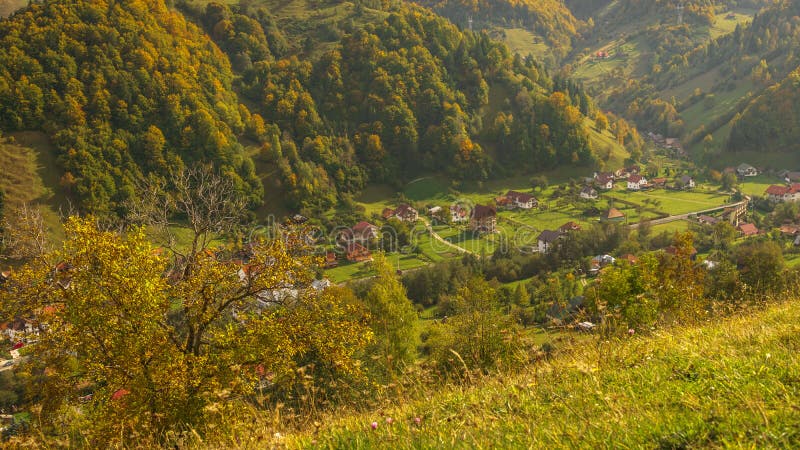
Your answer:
(628, 200), (747, 229)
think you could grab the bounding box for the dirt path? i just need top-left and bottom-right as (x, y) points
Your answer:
(421, 218), (478, 257)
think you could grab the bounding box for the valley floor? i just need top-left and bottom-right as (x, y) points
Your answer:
(286, 300), (800, 448)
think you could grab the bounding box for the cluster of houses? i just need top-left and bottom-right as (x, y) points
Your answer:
(646, 132), (687, 158)
(496, 190), (538, 210)
(587, 166), (695, 195)
(327, 203), (422, 266)
(722, 163), (759, 178)
(765, 183), (800, 203)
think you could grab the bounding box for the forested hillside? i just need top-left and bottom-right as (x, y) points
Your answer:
(563, 0), (797, 154)
(0, 0), (613, 215)
(180, 0), (607, 211)
(729, 68), (800, 152)
(0, 0), (263, 215)
(412, 0), (581, 61)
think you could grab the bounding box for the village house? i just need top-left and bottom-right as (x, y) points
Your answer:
(504, 190), (538, 209)
(602, 208), (626, 223)
(495, 195), (513, 210)
(627, 174), (648, 191)
(737, 163), (758, 177)
(665, 138), (682, 150)
(381, 204), (418, 222)
(622, 254), (639, 265)
(558, 221), (582, 233)
(778, 171), (800, 183)
(450, 204), (469, 223)
(765, 184), (800, 203)
(648, 132), (666, 146)
(679, 175), (695, 189)
(779, 225), (799, 236)
(580, 186), (598, 200)
(470, 205), (497, 233)
(345, 243), (372, 262)
(737, 223), (759, 237)
(324, 251), (339, 268)
(393, 204), (419, 222)
(537, 230), (563, 254)
(589, 254), (616, 275)
(594, 172), (614, 190)
(339, 221), (379, 244)
(697, 215), (719, 225)
(650, 177), (668, 188)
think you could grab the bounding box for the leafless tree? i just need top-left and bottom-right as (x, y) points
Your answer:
(0, 203), (53, 264)
(126, 166), (248, 266)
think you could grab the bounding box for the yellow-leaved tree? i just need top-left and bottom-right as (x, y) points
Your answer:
(0, 169), (371, 445)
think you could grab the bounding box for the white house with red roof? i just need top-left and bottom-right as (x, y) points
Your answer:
(627, 174), (648, 191)
(765, 184), (800, 203)
(504, 190), (537, 209)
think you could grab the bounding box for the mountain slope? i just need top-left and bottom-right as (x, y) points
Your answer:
(0, 0), (261, 215)
(180, 0), (613, 211)
(729, 68), (800, 152)
(567, 0), (799, 152)
(288, 299), (800, 447)
(413, 0), (581, 63)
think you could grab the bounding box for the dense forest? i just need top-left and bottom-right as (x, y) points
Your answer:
(0, 0), (603, 214)
(0, 0), (262, 215)
(413, 0), (581, 60)
(182, 1), (599, 211)
(729, 67), (800, 152)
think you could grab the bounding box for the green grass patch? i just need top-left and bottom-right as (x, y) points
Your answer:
(294, 299), (800, 448)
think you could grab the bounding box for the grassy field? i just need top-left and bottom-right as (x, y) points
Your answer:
(738, 174), (781, 197)
(348, 176), (733, 275)
(0, 132), (66, 241)
(288, 299), (800, 448)
(493, 27), (550, 61)
(0, 0), (25, 17)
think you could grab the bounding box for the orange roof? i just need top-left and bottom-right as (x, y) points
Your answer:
(738, 223), (759, 236)
(606, 208), (625, 219)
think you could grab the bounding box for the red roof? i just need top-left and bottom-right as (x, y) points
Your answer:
(394, 204), (418, 219)
(766, 185), (790, 196)
(628, 175), (645, 183)
(559, 221), (581, 233)
(738, 223), (759, 236)
(111, 389), (130, 401)
(352, 221), (375, 233)
(505, 190), (535, 203)
(471, 205), (496, 220)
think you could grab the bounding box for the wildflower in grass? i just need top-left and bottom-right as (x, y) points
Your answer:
(628, 328), (635, 336)
(414, 417), (422, 425)
(386, 417), (394, 425)
(371, 422), (378, 430)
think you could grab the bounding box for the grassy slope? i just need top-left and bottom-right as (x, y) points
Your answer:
(0, 132), (65, 240)
(0, 0), (25, 18)
(291, 299), (800, 448)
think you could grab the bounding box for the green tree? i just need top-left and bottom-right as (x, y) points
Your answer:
(363, 253), (419, 378)
(1, 217), (370, 444)
(426, 277), (522, 374)
(735, 241), (785, 294)
(721, 172), (738, 191)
